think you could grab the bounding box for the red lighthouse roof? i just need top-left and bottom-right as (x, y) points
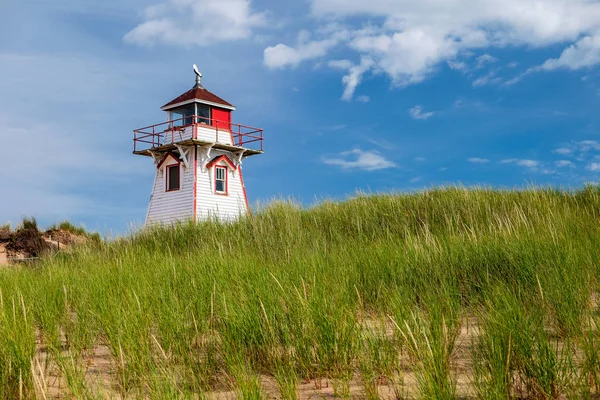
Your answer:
(161, 84), (236, 111)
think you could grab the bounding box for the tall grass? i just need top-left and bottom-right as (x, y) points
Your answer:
(1, 186), (600, 398)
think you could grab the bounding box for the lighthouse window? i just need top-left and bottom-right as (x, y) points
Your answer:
(215, 166), (227, 194)
(196, 104), (211, 125)
(166, 165), (180, 191)
(170, 105), (196, 126)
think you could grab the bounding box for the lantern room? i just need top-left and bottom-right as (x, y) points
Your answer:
(160, 72), (235, 130)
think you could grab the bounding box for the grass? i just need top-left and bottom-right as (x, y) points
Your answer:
(46, 221), (102, 243)
(1, 186), (600, 398)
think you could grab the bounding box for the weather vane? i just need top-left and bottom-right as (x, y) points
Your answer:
(193, 64), (202, 86)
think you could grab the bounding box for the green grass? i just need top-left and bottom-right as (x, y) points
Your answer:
(46, 220), (102, 243)
(2, 186), (600, 398)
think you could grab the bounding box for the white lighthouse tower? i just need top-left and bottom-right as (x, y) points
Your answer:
(133, 66), (264, 224)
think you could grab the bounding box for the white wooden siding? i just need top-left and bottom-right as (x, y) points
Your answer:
(146, 154), (195, 225)
(196, 149), (248, 222)
(145, 147), (249, 225)
(162, 126), (193, 145)
(162, 125), (233, 146)
(196, 125), (234, 145)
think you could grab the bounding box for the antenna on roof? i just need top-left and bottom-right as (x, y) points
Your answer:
(193, 64), (202, 87)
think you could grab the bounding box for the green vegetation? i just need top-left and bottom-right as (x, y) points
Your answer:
(1, 186), (600, 398)
(46, 220), (102, 243)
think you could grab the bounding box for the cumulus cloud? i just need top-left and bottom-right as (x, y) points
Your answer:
(124, 0), (266, 46)
(468, 157), (490, 164)
(448, 60), (468, 72)
(409, 105), (435, 120)
(555, 160), (575, 168)
(588, 162), (600, 172)
(501, 159), (540, 170)
(328, 59), (353, 70)
(323, 149), (397, 171)
(264, 0), (600, 96)
(265, 38), (339, 69)
(542, 35), (600, 71)
(476, 54), (498, 68)
(264, 29), (349, 69)
(554, 147), (573, 155)
(553, 140), (600, 157)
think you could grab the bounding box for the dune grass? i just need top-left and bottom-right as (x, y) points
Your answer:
(1, 186), (600, 398)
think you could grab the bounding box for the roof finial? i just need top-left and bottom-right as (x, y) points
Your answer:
(193, 64), (202, 87)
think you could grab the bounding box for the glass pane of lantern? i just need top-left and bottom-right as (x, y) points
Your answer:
(182, 105), (195, 125)
(171, 111), (183, 126)
(197, 104), (211, 124)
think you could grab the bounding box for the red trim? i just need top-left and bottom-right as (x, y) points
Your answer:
(214, 166), (228, 195)
(166, 164), (181, 192)
(206, 154), (237, 170)
(156, 152), (180, 169)
(238, 166), (250, 215)
(193, 146), (198, 223)
(133, 116), (263, 154)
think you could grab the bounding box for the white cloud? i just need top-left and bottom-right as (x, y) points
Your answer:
(265, 29), (350, 69)
(340, 57), (374, 100)
(588, 162), (600, 172)
(328, 59), (353, 70)
(448, 60), (468, 72)
(409, 177), (422, 183)
(542, 34), (600, 71)
(124, 0), (266, 47)
(473, 70), (501, 87)
(356, 95), (370, 103)
(578, 140), (600, 152)
(350, 28), (460, 86)
(264, 0), (600, 96)
(323, 149), (397, 171)
(468, 157), (490, 164)
(555, 160), (575, 168)
(501, 158), (540, 169)
(409, 105), (435, 120)
(476, 54), (498, 68)
(554, 147), (573, 155)
(265, 38), (339, 69)
(553, 141), (600, 157)
(414, 157), (426, 162)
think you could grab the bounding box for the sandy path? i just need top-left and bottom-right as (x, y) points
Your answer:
(33, 317), (479, 399)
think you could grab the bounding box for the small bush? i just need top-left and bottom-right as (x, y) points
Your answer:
(7, 217), (49, 257)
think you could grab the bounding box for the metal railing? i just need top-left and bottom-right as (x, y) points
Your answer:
(133, 116), (263, 153)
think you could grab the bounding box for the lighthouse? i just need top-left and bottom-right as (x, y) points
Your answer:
(133, 66), (264, 224)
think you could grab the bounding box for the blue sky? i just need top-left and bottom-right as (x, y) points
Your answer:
(2, 0), (600, 234)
